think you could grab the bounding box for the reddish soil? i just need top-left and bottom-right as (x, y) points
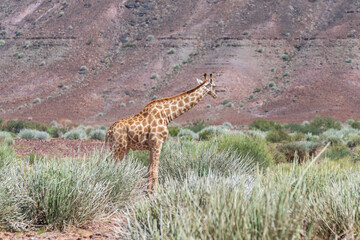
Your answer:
(0, 219), (120, 240)
(14, 139), (103, 158)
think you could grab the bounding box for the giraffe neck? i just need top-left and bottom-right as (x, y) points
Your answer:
(163, 85), (208, 123)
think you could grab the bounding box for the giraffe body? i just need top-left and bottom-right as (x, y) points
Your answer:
(106, 74), (217, 192)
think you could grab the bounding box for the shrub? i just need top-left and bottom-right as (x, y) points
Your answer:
(346, 119), (355, 125)
(351, 148), (360, 162)
(325, 144), (351, 160)
(173, 64), (181, 70)
(345, 58), (352, 63)
(128, 100), (135, 104)
(351, 121), (360, 130)
(250, 119), (281, 131)
(89, 129), (106, 141)
(281, 53), (290, 61)
(223, 122), (233, 129)
(177, 129), (199, 141)
(266, 129), (290, 143)
(226, 102), (233, 107)
(39, 61), (45, 66)
(97, 112), (104, 117)
(217, 134), (274, 167)
(185, 119), (207, 133)
(0, 132), (14, 146)
(2, 120), (25, 133)
(0, 30), (6, 35)
(248, 94), (254, 100)
(198, 126), (229, 141)
(63, 128), (87, 140)
(221, 99), (230, 105)
(68, 25), (73, 30)
(146, 35), (154, 41)
(167, 48), (175, 54)
(150, 73), (158, 79)
(18, 129), (50, 140)
(79, 65), (87, 71)
(290, 132), (305, 141)
(277, 141), (321, 163)
(120, 103), (126, 107)
(168, 126), (180, 137)
(0, 40), (5, 46)
(269, 81), (276, 87)
(206, 104), (211, 108)
(33, 98), (41, 104)
(347, 135), (360, 148)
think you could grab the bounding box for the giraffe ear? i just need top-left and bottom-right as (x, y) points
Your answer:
(197, 78), (203, 84)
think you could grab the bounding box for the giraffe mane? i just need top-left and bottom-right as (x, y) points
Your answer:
(144, 78), (209, 107)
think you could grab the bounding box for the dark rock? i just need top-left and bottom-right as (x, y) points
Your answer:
(125, 90), (130, 95)
(84, 3), (92, 8)
(120, 34), (128, 43)
(125, 3), (140, 8)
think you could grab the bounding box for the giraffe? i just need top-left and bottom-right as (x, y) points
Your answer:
(105, 73), (218, 192)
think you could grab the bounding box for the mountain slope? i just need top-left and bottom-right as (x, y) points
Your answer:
(0, 0), (359, 125)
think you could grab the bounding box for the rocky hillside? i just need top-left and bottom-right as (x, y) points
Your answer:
(0, 0), (359, 125)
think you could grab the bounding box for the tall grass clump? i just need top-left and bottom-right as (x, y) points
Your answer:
(0, 152), (146, 231)
(217, 134), (274, 167)
(124, 150), (360, 239)
(158, 140), (254, 182)
(18, 129), (50, 140)
(63, 128), (87, 140)
(0, 131), (14, 145)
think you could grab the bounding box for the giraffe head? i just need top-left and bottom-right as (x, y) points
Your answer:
(197, 73), (218, 99)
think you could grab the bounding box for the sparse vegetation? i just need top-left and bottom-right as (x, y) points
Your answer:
(18, 129), (50, 140)
(167, 48), (176, 54)
(150, 73), (158, 79)
(33, 98), (41, 104)
(281, 52), (290, 61)
(146, 35), (154, 41)
(221, 99), (230, 105)
(79, 65), (87, 71)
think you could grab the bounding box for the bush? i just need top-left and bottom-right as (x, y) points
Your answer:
(325, 144), (351, 160)
(221, 99), (230, 105)
(217, 134), (274, 167)
(198, 126), (229, 141)
(63, 128), (87, 140)
(268, 81), (275, 88)
(266, 129), (290, 143)
(185, 119), (207, 133)
(0, 132), (14, 146)
(146, 35), (154, 41)
(33, 98), (41, 104)
(351, 148), (360, 162)
(225, 102), (233, 107)
(0, 40), (5, 46)
(178, 129), (199, 141)
(167, 48), (175, 54)
(277, 141), (321, 163)
(150, 73), (158, 79)
(351, 121), (360, 130)
(281, 53), (290, 61)
(347, 135), (360, 148)
(89, 129), (106, 141)
(250, 119), (282, 131)
(168, 126), (180, 137)
(18, 129), (50, 140)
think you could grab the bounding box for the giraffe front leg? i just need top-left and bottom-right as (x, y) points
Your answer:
(147, 143), (163, 193)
